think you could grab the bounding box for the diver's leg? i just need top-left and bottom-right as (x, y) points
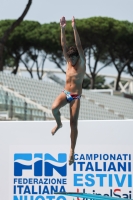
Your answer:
(51, 92), (67, 135)
(69, 99), (80, 164)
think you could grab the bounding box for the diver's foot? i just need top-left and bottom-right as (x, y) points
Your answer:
(51, 124), (62, 135)
(69, 149), (74, 165)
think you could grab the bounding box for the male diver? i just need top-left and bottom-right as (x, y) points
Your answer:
(51, 16), (86, 165)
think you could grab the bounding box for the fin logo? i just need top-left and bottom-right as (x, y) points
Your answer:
(14, 153), (67, 177)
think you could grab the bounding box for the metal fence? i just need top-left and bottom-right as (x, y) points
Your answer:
(0, 93), (47, 121)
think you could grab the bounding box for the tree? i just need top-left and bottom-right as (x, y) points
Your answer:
(1, 16), (133, 87)
(22, 22), (66, 79)
(126, 63), (133, 77)
(0, 0), (32, 71)
(22, 49), (47, 79)
(2, 20), (41, 75)
(105, 20), (133, 90)
(82, 76), (109, 89)
(74, 17), (133, 90)
(42, 22), (66, 74)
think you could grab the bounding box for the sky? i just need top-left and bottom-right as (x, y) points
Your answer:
(1, 0), (133, 79)
(1, 0), (133, 24)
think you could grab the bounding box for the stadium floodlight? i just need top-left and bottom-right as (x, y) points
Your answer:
(55, 192), (132, 200)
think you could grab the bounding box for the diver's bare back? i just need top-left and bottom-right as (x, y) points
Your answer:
(65, 58), (85, 94)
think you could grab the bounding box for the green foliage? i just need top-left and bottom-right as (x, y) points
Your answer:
(82, 76), (109, 89)
(1, 17), (133, 82)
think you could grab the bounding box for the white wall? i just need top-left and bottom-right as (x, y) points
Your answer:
(0, 120), (133, 200)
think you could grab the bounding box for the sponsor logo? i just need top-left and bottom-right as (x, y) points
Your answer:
(13, 153), (67, 200)
(14, 153), (67, 177)
(75, 188), (132, 200)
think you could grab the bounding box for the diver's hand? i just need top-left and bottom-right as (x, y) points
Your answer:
(60, 16), (66, 28)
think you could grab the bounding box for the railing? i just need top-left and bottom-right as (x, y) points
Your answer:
(7, 67), (133, 94)
(0, 98), (47, 121)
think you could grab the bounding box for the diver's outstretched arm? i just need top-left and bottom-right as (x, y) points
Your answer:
(72, 16), (85, 61)
(60, 16), (68, 61)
